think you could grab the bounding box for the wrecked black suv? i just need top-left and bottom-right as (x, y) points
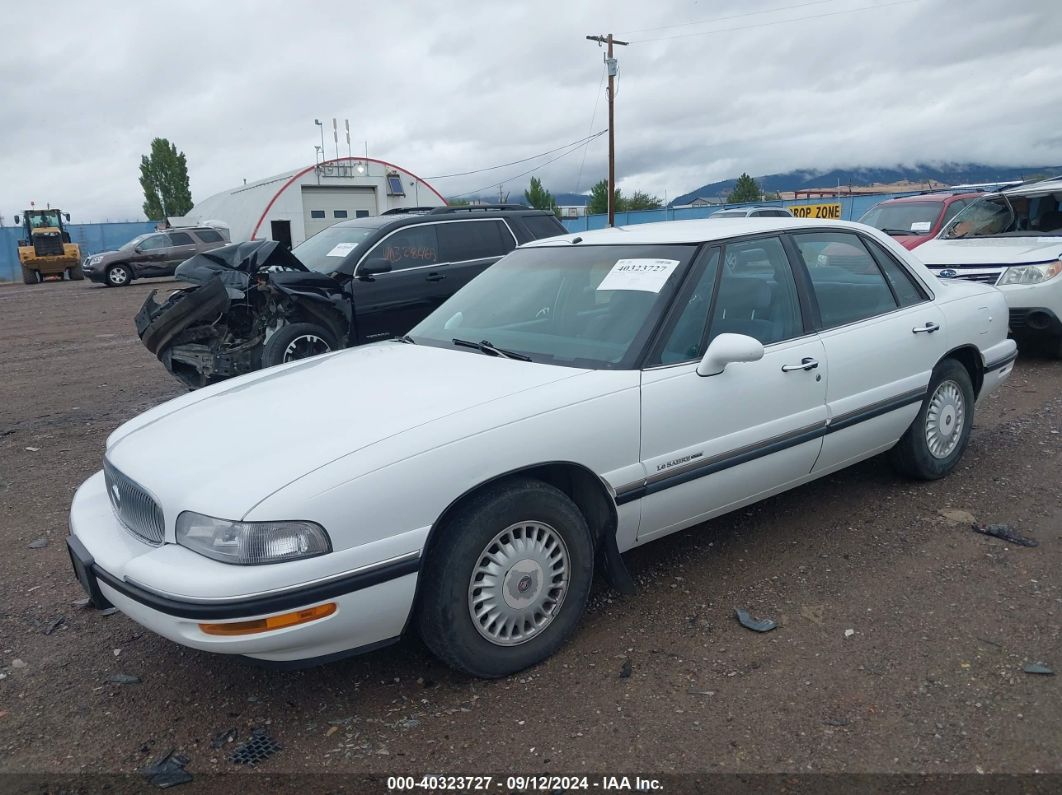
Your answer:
(135, 205), (567, 388)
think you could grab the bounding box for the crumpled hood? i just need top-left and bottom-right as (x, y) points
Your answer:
(105, 342), (588, 524)
(916, 237), (1062, 266)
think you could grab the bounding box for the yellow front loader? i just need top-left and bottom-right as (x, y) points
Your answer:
(15, 208), (83, 283)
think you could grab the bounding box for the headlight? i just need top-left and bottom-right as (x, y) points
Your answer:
(86, 255), (103, 266)
(176, 511), (331, 565)
(997, 260), (1062, 286)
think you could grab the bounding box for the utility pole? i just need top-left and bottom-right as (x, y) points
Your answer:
(586, 33), (628, 227)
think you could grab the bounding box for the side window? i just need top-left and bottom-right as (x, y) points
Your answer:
(168, 232), (194, 245)
(865, 238), (928, 307)
(708, 236), (803, 345)
(367, 225), (439, 271)
(792, 231), (898, 328)
(194, 229), (223, 243)
(521, 214), (566, 240)
(437, 220), (512, 262)
(653, 249), (721, 364)
(138, 235), (168, 251)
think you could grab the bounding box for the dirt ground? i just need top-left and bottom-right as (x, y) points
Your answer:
(0, 279), (1059, 790)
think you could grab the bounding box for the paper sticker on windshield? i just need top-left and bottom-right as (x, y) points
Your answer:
(597, 259), (681, 292)
(326, 242), (357, 257)
(910, 221), (932, 233)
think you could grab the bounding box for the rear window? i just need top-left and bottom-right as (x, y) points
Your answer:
(168, 232), (194, 245)
(520, 214), (566, 240)
(437, 220), (514, 261)
(194, 229), (223, 243)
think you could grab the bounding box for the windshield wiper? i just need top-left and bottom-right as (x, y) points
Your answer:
(397, 334), (416, 344)
(880, 228), (917, 235)
(451, 338), (531, 361)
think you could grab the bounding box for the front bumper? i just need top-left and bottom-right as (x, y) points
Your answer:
(68, 471), (420, 664)
(997, 276), (1062, 340)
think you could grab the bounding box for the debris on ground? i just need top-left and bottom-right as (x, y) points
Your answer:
(735, 608), (777, 633)
(71, 597), (91, 608)
(107, 673), (142, 685)
(229, 728), (281, 766)
(938, 508), (976, 525)
(619, 659), (633, 678)
(800, 605), (825, 625)
(972, 523), (1039, 547)
(11, 659), (27, 669)
(1022, 662), (1055, 676)
(141, 749), (192, 788)
(99, 607), (119, 616)
(844, 629), (856, 638)
(210, 727), (238, 749)
(24, 447), (40, 453)
(27, 538), (48, 549)
(43, 616), (65, 635)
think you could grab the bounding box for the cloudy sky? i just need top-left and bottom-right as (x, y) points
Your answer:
(2, 0), (1060, 221)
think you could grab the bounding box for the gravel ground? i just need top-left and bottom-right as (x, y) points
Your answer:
(0, 279), (1060, 789)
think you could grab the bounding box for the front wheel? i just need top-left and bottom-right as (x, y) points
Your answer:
(68, 265), (85, 281)
(105, 264), (131, 287)
(890, 359), (975, 480)
(21, 266), (39, 285)
(417, 479), (594, 678)
(260, 322), (338, 368)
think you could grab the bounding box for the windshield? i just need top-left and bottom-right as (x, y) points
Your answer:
(120, 234), (150, 251)
(859, 201), (942, 235)
(408, 244), (695, 369)
(942, 195), (1016, 239)
(292, 225), (376, 272)
(28, 211), (62, 229)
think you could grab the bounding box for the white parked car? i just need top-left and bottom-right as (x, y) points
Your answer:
(916, 177), (1062, 357)
(68, 218), (1016, 677)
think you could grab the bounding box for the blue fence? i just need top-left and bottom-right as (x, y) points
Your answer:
(0, 221), (156, 282)
(561, 192), (916, 233)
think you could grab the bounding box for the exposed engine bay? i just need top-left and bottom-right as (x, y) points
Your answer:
(136, 241), (351, 389)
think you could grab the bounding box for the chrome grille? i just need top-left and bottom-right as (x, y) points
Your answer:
(103, 460), (165, 545)
(954, 272), (1001, 285)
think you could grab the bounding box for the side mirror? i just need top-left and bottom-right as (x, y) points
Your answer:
(13, 215), (19, 225)
(696, 333), (764, 377)
(358, 257), (392, 280)
(64, 213), (71, 222)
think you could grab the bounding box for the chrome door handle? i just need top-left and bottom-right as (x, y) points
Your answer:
(912, 322), (940, 334)
(782, 357), (818, 372)
(425, 272), (446, 282)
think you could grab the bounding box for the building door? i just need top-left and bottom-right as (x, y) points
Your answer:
(270, 220), (293, 250)
(301, 186), (377, 239)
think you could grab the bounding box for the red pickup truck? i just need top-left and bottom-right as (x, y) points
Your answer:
(858, 192), (983, 250)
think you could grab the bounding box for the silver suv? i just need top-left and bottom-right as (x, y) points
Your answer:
(709, 206), (794, 219)
(82, 226), (230, 287)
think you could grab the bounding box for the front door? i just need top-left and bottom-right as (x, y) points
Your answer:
(350, 223), (450, 342)
(787, 230), (948, 473)
(637, 237), (828, 541)
(132, 233), (172, 277)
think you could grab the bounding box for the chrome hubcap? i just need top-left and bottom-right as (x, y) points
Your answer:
(109, 267), (127, 285)
(925, 380), (965, 459)
(282, 334), (330, 362)
(468, 521), (569, 646)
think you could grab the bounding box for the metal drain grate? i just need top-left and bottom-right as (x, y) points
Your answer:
(229, 728), (281, 766)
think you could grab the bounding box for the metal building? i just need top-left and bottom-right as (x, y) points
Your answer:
(171, 157), (446, 248)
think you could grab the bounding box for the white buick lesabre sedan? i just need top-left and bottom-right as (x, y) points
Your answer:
(68, 218), (1016, 678)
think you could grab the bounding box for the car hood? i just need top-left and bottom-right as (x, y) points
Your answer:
(916, 237), (1062, 266)
(105, 342), (590, 523)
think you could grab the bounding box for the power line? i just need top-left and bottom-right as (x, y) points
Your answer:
(631, 0), (921, 43)
(426, 131), (608, 180)
(618, 0), (833, 36)
(575, 63), (607, 196)
(449, 130), (608, 198)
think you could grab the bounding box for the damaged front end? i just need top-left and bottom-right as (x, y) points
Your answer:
(136, 241), (351, 389)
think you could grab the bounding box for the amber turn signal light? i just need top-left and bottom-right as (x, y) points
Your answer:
(199, 602), (337, 636)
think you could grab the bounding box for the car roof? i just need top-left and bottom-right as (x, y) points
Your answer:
(999, 176), (1062, 198)
(329, 206), (558, 232)
(879, 191), (983, 204)
(524, 217), (875, 247)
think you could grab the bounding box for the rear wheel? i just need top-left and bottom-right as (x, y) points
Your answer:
(418, 479), (594, 678)
(68, 265), (85, 281)
(260, 322), (338, 368)
(21, 266), (39, 285)
(106, 264), (131, 287)
(890, 359), (975, 480)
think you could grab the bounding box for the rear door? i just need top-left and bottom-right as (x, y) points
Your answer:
(161, 231), (198, 274)
(786, 229), (946, 473)
(435, 219), (517, 295)
(350, 223), (444, 342)
(636, 236), (828, 541)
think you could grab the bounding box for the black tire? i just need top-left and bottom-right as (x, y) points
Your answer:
(890, 359), (975, 480)
(105, 263), (132, 287)
(260, 322), (338, 368)
(21, 266), (39, 285)
(68, 265), (85, 281)
(417, 478), (594, 678)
